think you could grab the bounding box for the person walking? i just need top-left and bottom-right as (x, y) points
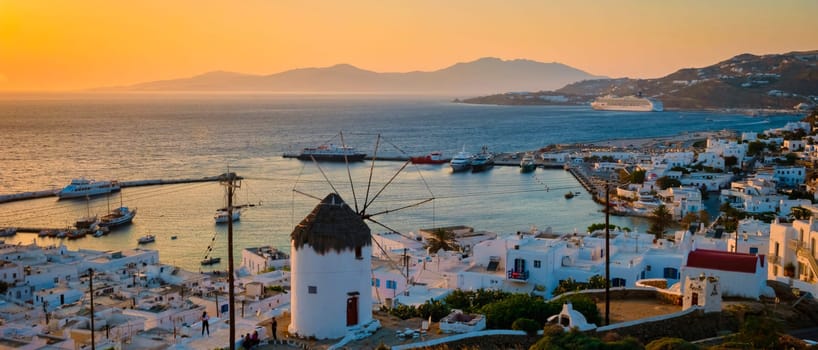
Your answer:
(201, 311), (210, 336)
(271, 317), (277, 340)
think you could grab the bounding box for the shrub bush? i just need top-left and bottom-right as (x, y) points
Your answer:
(511, 317), (540, 336)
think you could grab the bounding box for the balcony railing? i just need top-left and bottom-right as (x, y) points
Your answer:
(507, 269), (529, 281)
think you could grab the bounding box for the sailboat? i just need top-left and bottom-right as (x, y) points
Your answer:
(74, 195), (98, 230)
(99, 192), (136, 228)
(201, 233), (221, 266)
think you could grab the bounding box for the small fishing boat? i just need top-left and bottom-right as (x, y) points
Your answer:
(520, 153), (537, 173)
(201, 257), (221, 266)
(0, 227), (17, 237)
(410, 151), (448, 165)
(565, 192), (575, 199)
(137, 234), (156, 244)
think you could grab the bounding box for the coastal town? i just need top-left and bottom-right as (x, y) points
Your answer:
(2, 108), (818, 349)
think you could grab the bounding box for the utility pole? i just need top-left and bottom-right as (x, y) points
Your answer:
(89, 268), (96, 350)
(220, 172), (240, 350)
(605, 181), (611, 325)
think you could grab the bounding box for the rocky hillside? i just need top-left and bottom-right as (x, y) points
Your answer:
(461, 51), (818, 110)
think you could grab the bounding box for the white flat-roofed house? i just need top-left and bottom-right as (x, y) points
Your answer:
(720, 178), (785, 213)
(371, 232), (424, 259)
(593, 162), (627, 172)
(652, 152), (695, 169)
(658, 186), (703, 220)
(773, 166), (806, 188)
(695, 151), (725, 170)
(0, 260), (23, 286)
(741, 132), (758, 142)
(680, 172), (733, 192)
(541, 152), (571, 163)
(242, 246), (290, 275)
(419, 226), (497, 255)
(82, 248), (160, 273)
(706, 138), (747, 160)
(783, 139), (805, 152)
(769, 218), (818, 298)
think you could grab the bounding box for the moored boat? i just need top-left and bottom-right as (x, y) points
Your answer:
(99, 206), (136, 228)
(137, 234), (155, 244)
(296, 144), (366, 162)
(471, 145), (495, 173)
(0, 227), (17, 237)
(520, 153), (537, 173)
(214, 208), (241, 224)
(201, 257), (221, 266)
(410, 151), (449, 165)
(450, 147), (473, 172)
(57, 178), (120, 199)
(565, 192), (575, 199)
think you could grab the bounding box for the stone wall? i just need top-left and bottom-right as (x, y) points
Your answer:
(558, 287), (681, 305)
(595, 309), (740, 343)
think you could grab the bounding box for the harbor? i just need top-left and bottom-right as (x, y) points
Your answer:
(0, 174), (239, 204)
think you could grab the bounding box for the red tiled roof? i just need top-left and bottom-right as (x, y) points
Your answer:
(686, 249), (762, 274)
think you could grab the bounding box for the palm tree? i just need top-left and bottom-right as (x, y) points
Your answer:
(790, 206), (812, 221)
(424, 228), (459, 253)
(648, 204), (673, 239)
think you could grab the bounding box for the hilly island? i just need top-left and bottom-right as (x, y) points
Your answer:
(461, 50), (818, 111)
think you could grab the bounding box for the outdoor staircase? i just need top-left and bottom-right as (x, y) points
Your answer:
(796, 245), (818, 280)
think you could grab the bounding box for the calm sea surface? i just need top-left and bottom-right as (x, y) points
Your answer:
(0, 93), (803, 271)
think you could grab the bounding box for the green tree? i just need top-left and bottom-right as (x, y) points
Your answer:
(747, 141), (765, 156)
(680, 212), (699, 230)
(648, 204), (673, 239)
(698, 210), (710, 227)
(424, 228), (459, 253)
(790, 206), (812, 220)
(645, 337), (699, 350)
(655, 176), (681, 190)
(723, 156), (738, 168)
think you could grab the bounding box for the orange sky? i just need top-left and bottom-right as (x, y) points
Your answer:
(1, 0), (816, 91)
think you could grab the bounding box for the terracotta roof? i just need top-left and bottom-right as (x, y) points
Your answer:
(686, 249), (762, 274)
(290, 193), (371, 255)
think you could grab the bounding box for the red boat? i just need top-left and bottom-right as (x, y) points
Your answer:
(410, 151), (449, 164)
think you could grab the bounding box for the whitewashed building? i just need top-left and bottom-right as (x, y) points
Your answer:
(681, 248), (769, 299)
(241, 246), (290, 275)
(720, 178), (785, 213)
(769, 218), (818, 297)
(288, 193), (374, 340)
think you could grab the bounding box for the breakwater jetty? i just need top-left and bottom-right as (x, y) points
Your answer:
(0, 174), (236, 204)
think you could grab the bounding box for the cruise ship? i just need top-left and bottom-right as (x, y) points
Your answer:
(57, 178), (121, 199)
(590, 94), (664, 112)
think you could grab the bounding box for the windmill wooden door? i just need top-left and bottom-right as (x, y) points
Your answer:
(346, 296), (358, 326)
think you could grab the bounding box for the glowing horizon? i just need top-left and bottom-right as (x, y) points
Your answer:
(1, 0), (816, 92)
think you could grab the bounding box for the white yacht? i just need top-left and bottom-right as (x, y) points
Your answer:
(450, 148), (474, 172)
(214, 208), (241, 224)
(57, 178), (120, 199)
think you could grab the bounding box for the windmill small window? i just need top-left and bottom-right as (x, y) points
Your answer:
(355, 245), (363, 260)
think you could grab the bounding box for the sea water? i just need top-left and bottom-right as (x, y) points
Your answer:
(0, 93), (803, 271)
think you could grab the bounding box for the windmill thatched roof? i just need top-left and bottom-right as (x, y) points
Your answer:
(291, 193), (371, 255)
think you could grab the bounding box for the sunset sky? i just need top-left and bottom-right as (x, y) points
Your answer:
(1, 0), (816, 91)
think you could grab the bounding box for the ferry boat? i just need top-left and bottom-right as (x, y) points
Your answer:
(57, 178), (121, 199)
(410, 151), (448, 165)
(471, 146), (495, 173)
(520, 154), (537, 173)
(590, 94), (663, 112)
(450, 148), (474, 173)
(296, 144), (366, 162)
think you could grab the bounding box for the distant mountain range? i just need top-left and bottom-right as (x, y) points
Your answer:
(462, 50), (818, 110)
(100, 58), (605, 95)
